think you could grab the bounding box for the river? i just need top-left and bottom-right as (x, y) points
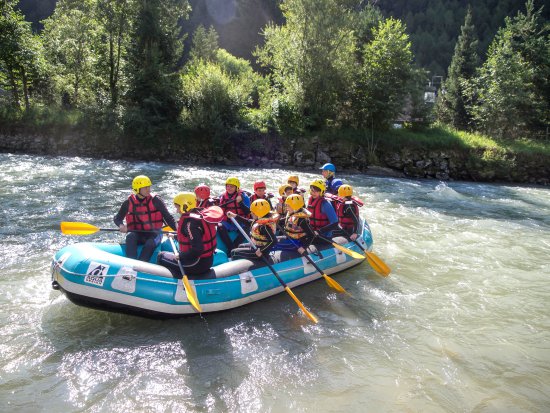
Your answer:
(0, 153), (549, 412)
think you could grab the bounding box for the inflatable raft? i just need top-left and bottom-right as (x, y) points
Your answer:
(51, 220), (373, 318)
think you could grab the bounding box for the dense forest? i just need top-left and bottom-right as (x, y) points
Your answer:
(1, 0), (549, 150)
(15, 0), (549, 77)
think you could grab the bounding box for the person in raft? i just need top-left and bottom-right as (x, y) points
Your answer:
(320, 163), (343, 195)
(333, 184), (363, 241)
(287, 175), (306, 194)
(217, 177), (251, 253)
(275, 183), (293, 227)
(227, 199), (279, 260)
(282, 194), (317, 255)
(114, 175), (177, 262)
(157, 192), (217, 277)
(249, 180), (274, 209)
(194, 184), (216, 208)
(306, 179), (339, 244)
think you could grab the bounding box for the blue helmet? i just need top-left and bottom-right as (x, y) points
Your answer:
(320, 163), (336, 172)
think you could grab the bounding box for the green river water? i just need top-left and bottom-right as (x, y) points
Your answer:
(0, 153), (549, 412)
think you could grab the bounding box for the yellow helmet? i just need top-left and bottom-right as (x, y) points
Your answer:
(309, 179), (326, 194)
(132, 175), (152, 194)
(287, 175), (299, 185)
(338, 184), (353, 197)
(173, 192), (196, 213)
(250, 199), (271, 218)
(278, 183), (292, 196)
(285, 194), (304, 211)
(225, 177), (240, 189)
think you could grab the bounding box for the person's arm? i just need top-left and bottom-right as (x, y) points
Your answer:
(114, 199), (129, 228)
(345, 204), (360, 234)
(318, 199), (339, 234)
(297, 218), (316, 250)
(153, 196), (177, 230)
(179, 220), (204, 264)
(258, 225), (278, 254)
(239, 192), (251, 216)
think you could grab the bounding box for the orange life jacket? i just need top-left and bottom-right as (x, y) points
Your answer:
(284, 209), (311, 239)
(250, 214), (279, 247)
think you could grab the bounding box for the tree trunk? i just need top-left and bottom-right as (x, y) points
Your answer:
(21, 67), (30, 111)
(7, 67), (21, 109)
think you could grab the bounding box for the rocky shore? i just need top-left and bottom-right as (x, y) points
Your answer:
(1, 130), (548, 185)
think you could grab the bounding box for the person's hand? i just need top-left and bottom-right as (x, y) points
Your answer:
(255, 249), (262, 257)
(227, 211), (236, 218)
(236, 195), (243, 204)
(166, 232), (174, 239)
(350, 233), (358, 241)
(119, 224), (128, 233)
(297, 247), (305, 255)
(314, 231), (319, 237)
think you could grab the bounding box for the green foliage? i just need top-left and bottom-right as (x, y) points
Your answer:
(352, 18), (414, 129)
(0, 0), (46, 110)
(256, 0), (356, 131)
(469, 0), (549, 139)
(124, 0), (190, 142)
(41, 0), (100, 108)
(436, 6), (479, 130)
(189, 25), (219, 62)
(180, 59), (255, 133)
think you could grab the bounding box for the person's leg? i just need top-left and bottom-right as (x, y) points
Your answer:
(231, 247), (259, 260)
(231, 232), (245, 251)
(138, 235), (160, 262)
(184, 256), (214, 277)
(156, 252), (183, 278)
(125, 232), (139, 259)
(217, 224), (234, 253)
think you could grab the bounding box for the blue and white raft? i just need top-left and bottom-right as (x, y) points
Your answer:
(51, 220), (373, 318)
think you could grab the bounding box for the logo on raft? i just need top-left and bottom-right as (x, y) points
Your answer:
(84, 261), (110, 286)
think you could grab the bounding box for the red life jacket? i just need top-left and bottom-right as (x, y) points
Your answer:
(219, 190), (247, 221)
(307, 196), (330, 231)
(250, 214), (279, 247)
(177, 211), (217, 259)
(126, 194), (163, 231)
(335, 197), (360, 232)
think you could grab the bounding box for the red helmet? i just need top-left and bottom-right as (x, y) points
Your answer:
(194, 184), (210, 199)
(253, 181), (266, 191)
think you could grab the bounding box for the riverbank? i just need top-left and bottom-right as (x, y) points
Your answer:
(0, 121), (548, 185)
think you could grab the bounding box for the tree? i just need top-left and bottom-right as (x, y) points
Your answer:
(352, 18), (414, 129)
(42, 0), (98, 108)
(0, 0), (44, 110)
(470, 0), (549, 138)
(256, 0), (356, 131)
(95, 0), (135, 106)
(188, 25), (219, 63)
(436, 6), (479, 130)
(124, 0), (190, 140)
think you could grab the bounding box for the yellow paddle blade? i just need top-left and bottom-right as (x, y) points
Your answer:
(60, 221), (100, 235)
(182, 275), (202, 312)
(365, 251), (391, 277)
(322, 274), (350, 295)
(285, 287), (318, 323)
(163, 226), (175, 232)
(331, 242), (365, 260)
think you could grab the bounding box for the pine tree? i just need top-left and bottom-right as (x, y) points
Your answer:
(124, 0), (190, 142)
(436, 6), (479, 130)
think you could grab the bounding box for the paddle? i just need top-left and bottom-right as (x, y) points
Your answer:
(229, 216), (318, 323)
(275, 224), (349, 295)
(60, 221), (176, 236)
(316, 233), (366, 260)
(346, 210), (391, 277)
(168, 237), (202, 312)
